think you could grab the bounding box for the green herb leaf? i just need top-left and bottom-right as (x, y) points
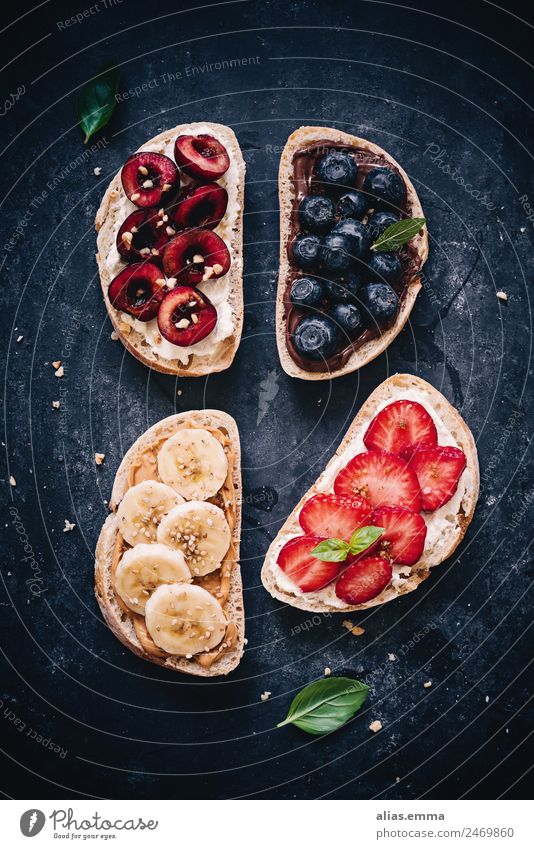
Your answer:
(277, 677), (369, 735)
(348, 525), (384, 555)
(311, 538), (350, 562)
(77, 62), (120, 144)
(371, 217), (426, 252)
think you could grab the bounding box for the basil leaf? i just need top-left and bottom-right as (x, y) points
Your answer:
(311, 538), (350, 562)
(349, 525), (384, 555)
(371, 217), (426, 252)
(277, 677), (369, 735)
(77, 62), (120, 144)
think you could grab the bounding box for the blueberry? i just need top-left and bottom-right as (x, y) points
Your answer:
(337, 190), (368, 220)
(367, 210), (400, 241)
(332, 219), (372, 259)
(359, 282), (399, 325)
(292, 233), (321, 269)
(367, 251), (403, 284)
(293, 314), (339, 361)
(331, 302), (362, 337)
(324, 270), (364, 303)
(290, 276), (324, 308)
(363, 167), (405, 210)
(316, 151), (357, 189)
(299, 195), (335, 233)
(319, 232), (353, 272)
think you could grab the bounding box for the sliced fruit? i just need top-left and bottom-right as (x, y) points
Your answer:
(334, 450), (422, 512)
(372, 505), (427, 565)
(162, 228), (231, 284)
(157, 286), (217, 346)
(156, 501), (231, 576)
(108, 262), (167, 321)
(170, 183), (228, 231)
(363, 400), (438, 455)
(145, 583), (227, 655)
(121, 151), (178, 207)
(399, 441), (436, 463)
(116, 209), (169, 263)
(299, 493), (373, 540)
(277, 535), (339, 592)
(116, 480), (184, 547)
(157, 428), (228, 500)
(407, 445), (467, 511)
(335, 555), (392, 605)
(174, 134), (230, 181)
(114, 543), (191, 614)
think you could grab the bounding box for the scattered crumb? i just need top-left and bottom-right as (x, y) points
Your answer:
(52, 360), (61, 369)
(395, 776), (400, 783)
(369, 720), (383, 733)
(243, 637), (248, 645)
(324, 666), (332, 676)
(16, 335), (23, 343)
(260, 691), (271, 702)
(423, 681), (432, 689)
(52, 401), (60, 410)
(485, 695), (490, 703)
(63, 519), (75, 533)
(110, 331), (118, 341)
(177, 389), (183, 396)
(54, 365), (64, 378)
(388, 653), (397, 661)
(93, 166), (102, 176)
(94, 453), (105, 466)
(342, 619), (365, 636)
(9, 475), (16, 486)
(496, 291), (508, 301)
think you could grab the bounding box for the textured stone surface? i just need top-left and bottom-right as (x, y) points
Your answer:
(1, 0), (532, 799)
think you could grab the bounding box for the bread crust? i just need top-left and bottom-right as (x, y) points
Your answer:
(95, 123), (245, 376)
(276, 127), (429, 380)
(261, 374), (479, 613)
(95, 410), (244, 676)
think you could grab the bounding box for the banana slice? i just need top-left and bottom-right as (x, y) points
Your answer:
(115, 543), (191, 614)
(145, 583), (227, 655)
(116, 480), (184, 547)
(156, 501), (230, 576)
(157, 428), (228, 500)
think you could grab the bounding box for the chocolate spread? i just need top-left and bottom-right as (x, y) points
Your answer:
(284, 141), (423, 373)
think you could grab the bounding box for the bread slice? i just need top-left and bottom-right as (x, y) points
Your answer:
(95, 410), (244, 676)
(276, 127), (429, 380)
(95, 123), (245, 376)
(261, 374), (479, 613)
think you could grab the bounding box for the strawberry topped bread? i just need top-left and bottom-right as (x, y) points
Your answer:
(95, 123), (245, 376)
(95, 410), (244, 676)
(261, 374), (479, 613)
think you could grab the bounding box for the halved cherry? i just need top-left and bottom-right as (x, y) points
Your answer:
(121, 152), (179, 208)
(170, 183), (228, 231)
(174, 134), (230, 181)
(116, 209), (170, 262)
(108, 262), (166, 321)
(157, 285), (217, 346)
(162, 228), (231, 284)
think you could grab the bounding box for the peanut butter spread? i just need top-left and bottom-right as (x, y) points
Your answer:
(110, 421), (239, 669)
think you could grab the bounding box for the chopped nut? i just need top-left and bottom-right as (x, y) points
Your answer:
(54, 365), (64, 378)
(121, 231), (133, 243)
(9, 475), (16, 486)
(16, 335), (23, 343)
(137, 165), (148, 176)
(130, 192), (141, 201)
(175, 318), (190, 329)
(155, 278), (166, 287)
(496, 291), (508, 301)
(94, 453), (105, 466)
(52, 360), (62, 369)
(162, 182), (172, 191)
(166, 277), (177, 288)
(324, 667), (332, 676)
(93, 166), (102, 176)
(423, 681), (432, 689)
(202, 266), (215, 281)
(369, 720), (383, 733)
(166, 226), (176, 236)
(142, 179), (153, 189)
(191, 313), (199, 324)
(212, 263), (223, 275)
(192, 254), (204, 264)
(63, 519), (75, 533)
(260, 691), (271, 702)
(342, 619), (365, 636)
(52, 401), (60, 410)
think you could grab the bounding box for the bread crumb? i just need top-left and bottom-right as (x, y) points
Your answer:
(177, 389), (183, 396)
(423, 680), (432, 689)
(9, 475), (16, 486)
(95, 453), (105, 465)
(485, 695), (490, 703)
(16, 335), (23, 343)
(388, 653), (397, 661)
(52, 401), (60, 410)
(63, 519), (75, 532)
(324, 666), (332, 676)
(395, 776), (400, 783)
(342, 619), (365, 636)
(54, 365), (64, 378)
(93, 166), (102, 176)
(369, 720), (383, 733)
(496, 291), (508, 301)
(260, 691), (271, 702)
(243, 637), (248, 645)
(110, 331), (118, 341)
(52, 360), (61, 369)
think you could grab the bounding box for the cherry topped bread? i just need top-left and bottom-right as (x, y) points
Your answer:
(95, 123), (245, 376)
(276, 127), (428, 380)
(261, 374), (479, 613)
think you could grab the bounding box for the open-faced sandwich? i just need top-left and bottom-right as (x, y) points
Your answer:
(95, 123), (245, 376)
(95, 410), (244, 676)
(276, 127), (428, 380)
(262, 375), (479, 613)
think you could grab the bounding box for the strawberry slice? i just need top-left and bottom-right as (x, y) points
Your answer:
(399, 441), (436, 463)
(299, 493), (373, 540)
(363, 400), (438, 455)
(334, 450), (422, 512)
(372, 505), (427, 565)
(407, 445), (467, 511)
(335, 555), (392, 605)
(277, 535), (339, 592)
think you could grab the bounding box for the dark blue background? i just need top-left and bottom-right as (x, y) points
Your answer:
(2, 0), (532, 799)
